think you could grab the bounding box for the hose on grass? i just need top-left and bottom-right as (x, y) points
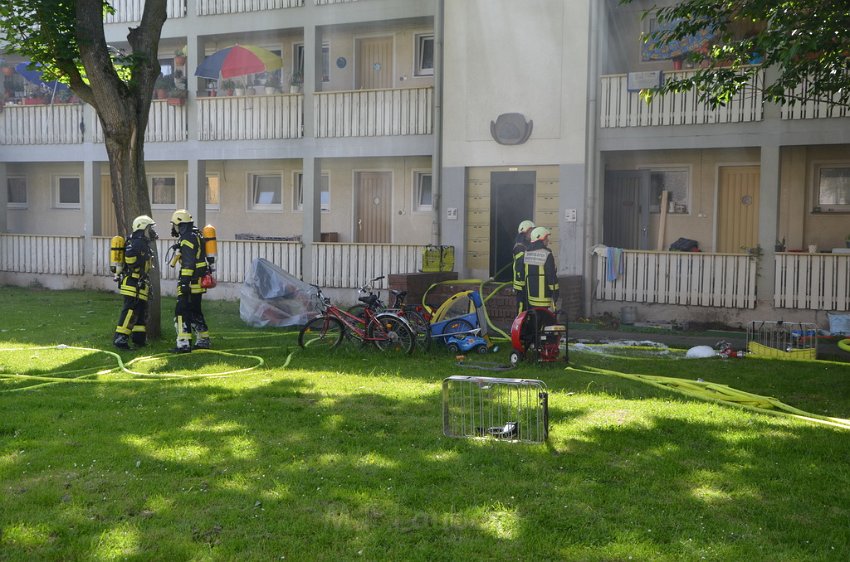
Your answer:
(0, 344), (268, 393)
(567, 364), (850, 431)
(838, 338), (850, 353)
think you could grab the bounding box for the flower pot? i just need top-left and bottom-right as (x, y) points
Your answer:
(167, 97), (185, 106)
(264, 86), (277, 95)
(290, 85), (302, 94)
(234, 88), (245, 96)
(173, 55), (186, 67)
(156, 88), (168, 100)
(1, 66), (13, 77)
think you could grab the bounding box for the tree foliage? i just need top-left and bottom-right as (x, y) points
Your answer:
(622, 0), (850, 108)
(0, 0), (169, 337)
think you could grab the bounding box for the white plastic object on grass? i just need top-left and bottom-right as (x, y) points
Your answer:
(685, 345), (717, 359)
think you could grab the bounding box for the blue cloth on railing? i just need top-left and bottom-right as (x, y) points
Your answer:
(606, 247), (624, 282)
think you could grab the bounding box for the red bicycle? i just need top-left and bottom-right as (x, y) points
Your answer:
(299, 283), (415, 354)
(346, 276), (432, 352)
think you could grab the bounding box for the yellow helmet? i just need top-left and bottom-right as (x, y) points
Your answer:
(132, 215), (156, 232)
(518, 219), (535, 234)
(530, 226), (551, 243)
(171, 209), (193, 225)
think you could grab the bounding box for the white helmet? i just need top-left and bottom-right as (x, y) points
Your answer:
(530, 226), (551, 243)
(517, 219), (535, 234)
(171, 209), (193, 225)
(132, 215), (156, 232)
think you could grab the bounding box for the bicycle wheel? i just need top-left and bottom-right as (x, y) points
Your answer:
(441, 318), (474, 344)
(368, 313), (415, 354)
(402, 309), (432, 352)
(298, 316), (344, 350)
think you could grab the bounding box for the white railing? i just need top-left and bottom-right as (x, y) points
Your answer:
(196, 0), (302, 15)
(316, 0), (358, 5)
(312, 243), (426, 289)
(0, 103), (85, 145)
(92, 101), (187, 143)
(0, 234), (84, 275)
(92, 237), (302, 283)
(775, 253), (850, 310)
(781, 74), (850, 120)
(599, 68), (763, 128)
(594, 250), (756, 308)
(198, 94), (303, 141)
(314, 87), (433, 138)
(104, 0), (186, 23)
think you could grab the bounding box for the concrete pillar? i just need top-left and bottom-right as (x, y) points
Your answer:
(758, 143), (780, 304)
(440, 166), (466, 275)
(0, 162), (7, 233)
(187, 158), (206, 228)
(300, 23), (322, 283)
(82, 160), (102, 274)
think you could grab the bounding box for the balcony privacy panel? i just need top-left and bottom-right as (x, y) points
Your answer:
(312, 243), (426, 289)
(599, 68), (763, 128)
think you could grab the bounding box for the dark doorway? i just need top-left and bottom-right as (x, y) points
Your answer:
(603, 170), (650, 250)
(490, 171), (535, 281)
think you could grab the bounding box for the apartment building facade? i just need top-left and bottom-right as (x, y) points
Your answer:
(2, 0), (849, 327)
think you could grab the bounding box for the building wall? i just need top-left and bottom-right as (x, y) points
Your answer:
(5, 162), (85, 235)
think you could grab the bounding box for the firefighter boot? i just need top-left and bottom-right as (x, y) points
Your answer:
(194, 336), (211, 349)
(113, 334), (131, 350)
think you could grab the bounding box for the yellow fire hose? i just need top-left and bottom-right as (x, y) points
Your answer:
(567, 364), (850, 431)
(838, 339), (850, 353)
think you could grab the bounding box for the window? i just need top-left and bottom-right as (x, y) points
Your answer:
(815, 165), (850, 212)
(294, 172), (330, 212)
(294, 43), (330, 82)
(413, 172), (433, 212)
(642, 167), (689, 214)
(55, 176), (80, 208)
(7, 176), (27, 208)
(250, 173), (282, 210)
(415, 34), (434, 76)
(206, 174), (220, 210)
(149, 175), (176, 208)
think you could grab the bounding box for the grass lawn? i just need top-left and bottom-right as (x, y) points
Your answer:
(1, 285), (849, 561)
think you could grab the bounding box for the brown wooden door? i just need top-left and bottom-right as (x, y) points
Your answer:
(604, 170), (651, 250)
(356, 36), (393, 90)
(355, 172), (392, 243)
(717, 166), (760, 252)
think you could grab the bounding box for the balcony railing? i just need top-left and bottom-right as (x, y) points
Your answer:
(104, 0), (186, 23)
(599, 68), (763, 128)
(0, 234), (84, 275)
(775, 252), (850, 310)
(781, 73), (850, 120)
(314, 87), (433, 138)
(197, 0), (302, 16)
(91, 100), (188, 143)
(0, 103), (85, 145)
(12, 235), (424, 290)
(197, 94), (303, 141)
(594, 250), (756, 308)
(312, 243), (424, 289)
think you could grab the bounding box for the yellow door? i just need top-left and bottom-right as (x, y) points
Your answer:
(356, 36), (393, 90)
(100, 176), (119, 236)
(717, 166), (760, 252)
(355, 172), (392, 243)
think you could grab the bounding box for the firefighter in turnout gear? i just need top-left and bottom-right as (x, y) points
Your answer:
(113, 215), (157, 350)
(523, 226), (559, 310)
(512, 219), (535, 314)
(170, 209), (211, 352)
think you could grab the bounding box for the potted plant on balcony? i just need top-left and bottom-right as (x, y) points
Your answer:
(0, 63), (13, 77)
(264, 75), (280, 95)
(221, 79), (236, 96)
(155, 74), (174, 99)
(289, 70), (303, 94)
(167, 87), (187, 106)
(173, 47), (187, 67)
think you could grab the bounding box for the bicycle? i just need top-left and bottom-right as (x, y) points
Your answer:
(346, 276), (432, 352)
(299, 283), (415, 354)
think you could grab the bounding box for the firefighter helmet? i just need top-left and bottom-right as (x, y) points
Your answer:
(132, 215), (156, 232)
(171, 209), (193, 225)
(530, 226), (551, 243)
(517, 219), (535, 234)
